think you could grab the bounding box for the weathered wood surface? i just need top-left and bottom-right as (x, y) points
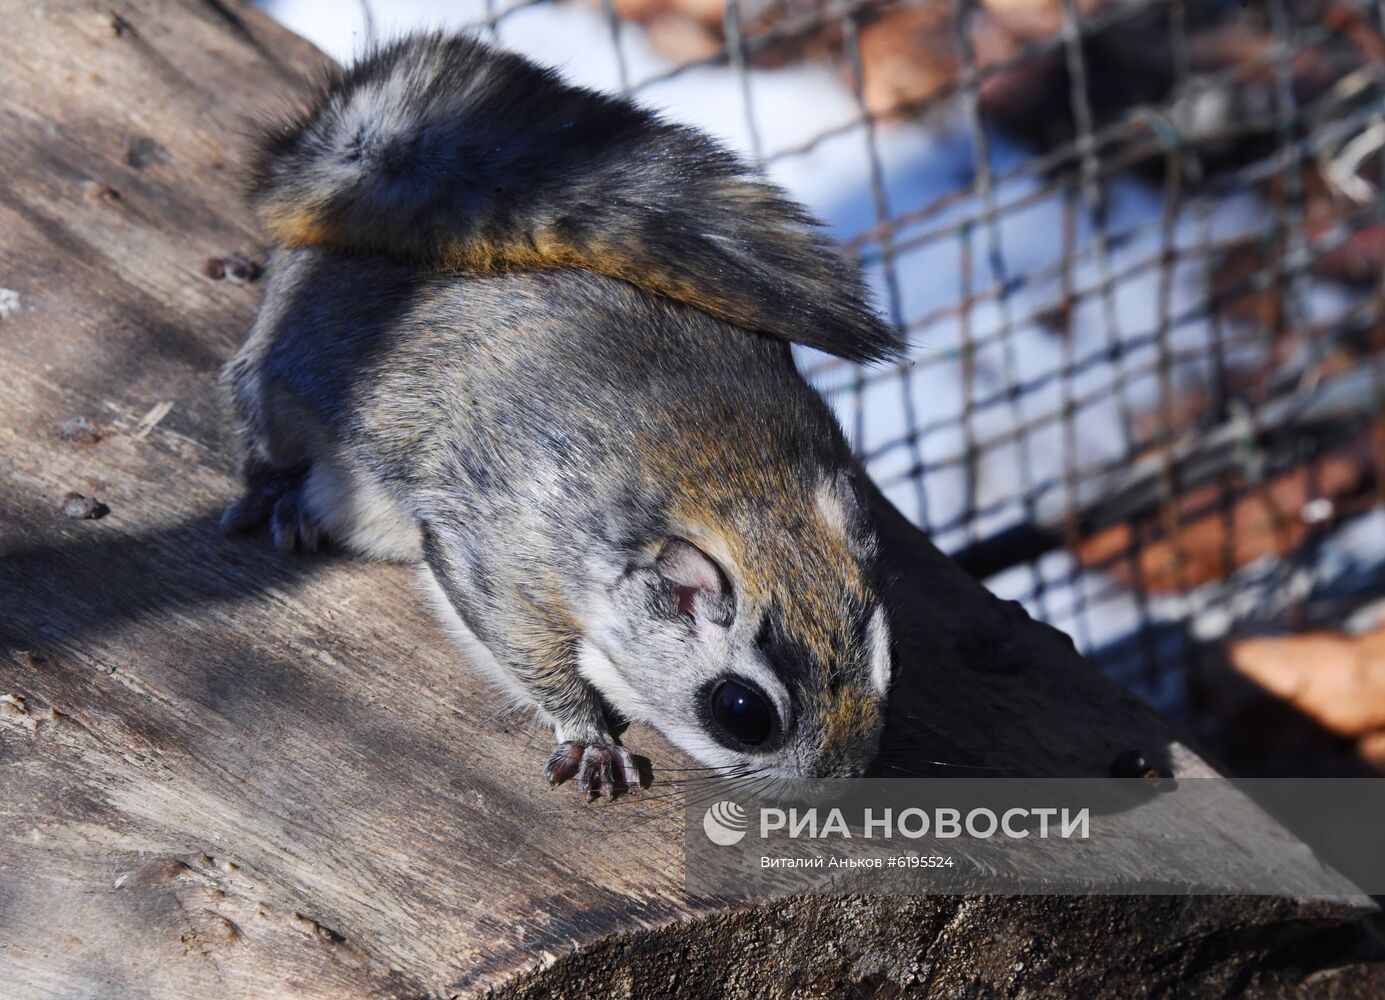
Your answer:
(2, 1), (1384, 997)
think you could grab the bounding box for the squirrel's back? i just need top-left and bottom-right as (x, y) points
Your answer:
(250, 32), (902, 364)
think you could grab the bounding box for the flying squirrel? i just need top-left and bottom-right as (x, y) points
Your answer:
(223, 31), (904, 800)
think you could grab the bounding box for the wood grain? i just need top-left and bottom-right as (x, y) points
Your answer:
(1, 2), (1382, 996)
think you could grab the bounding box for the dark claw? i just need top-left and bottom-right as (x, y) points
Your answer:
(596, 748), (616, 800)
(296, 497), (321, 550)
(607, 745), (652, 790)
(219, 492), (272, 535)
(545, 742), (585, 786)
(618, 747), (654, 790)
(271, 494), (299, 551)
(577, 753), (600, 799)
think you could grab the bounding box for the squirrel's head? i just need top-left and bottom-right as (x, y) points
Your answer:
(582, 471), (892, 782)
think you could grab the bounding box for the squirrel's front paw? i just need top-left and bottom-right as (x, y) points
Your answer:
(545, 740), (653, 801)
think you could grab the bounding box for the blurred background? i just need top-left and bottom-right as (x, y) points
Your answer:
(257, 0), (1385, 780)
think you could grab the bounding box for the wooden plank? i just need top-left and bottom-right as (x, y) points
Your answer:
(1, 2), (1382, 996)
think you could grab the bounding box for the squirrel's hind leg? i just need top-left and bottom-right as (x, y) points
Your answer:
(220, 458), (323, 552)
(298, 453), (422, 562)
(221, 450), (423, 562)
(223, 362), (421, 561)
(220, 377), (329, 552)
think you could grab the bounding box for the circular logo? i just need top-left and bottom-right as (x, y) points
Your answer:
(703, 800), (748, 846)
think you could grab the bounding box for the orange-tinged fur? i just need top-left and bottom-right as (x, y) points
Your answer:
(262, 200), (778, 339)
(259, 200), (340, 249)
(815, 686), (883, 758)
(639, 418), (874, 684)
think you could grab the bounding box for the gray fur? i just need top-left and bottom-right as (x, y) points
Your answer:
(225, 36), (896, 797)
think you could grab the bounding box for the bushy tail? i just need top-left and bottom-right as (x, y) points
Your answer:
(250, 33), (902, 364)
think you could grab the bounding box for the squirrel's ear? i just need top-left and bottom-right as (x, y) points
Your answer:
(656, 539), (732, 625)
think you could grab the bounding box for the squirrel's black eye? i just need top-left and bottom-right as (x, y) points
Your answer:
(710, 679), (773, 746)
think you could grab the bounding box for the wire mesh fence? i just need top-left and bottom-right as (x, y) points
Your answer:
(318, 0), (1385, 743)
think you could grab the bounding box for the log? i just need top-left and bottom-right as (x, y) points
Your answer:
(1, 2), (1382, 996)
